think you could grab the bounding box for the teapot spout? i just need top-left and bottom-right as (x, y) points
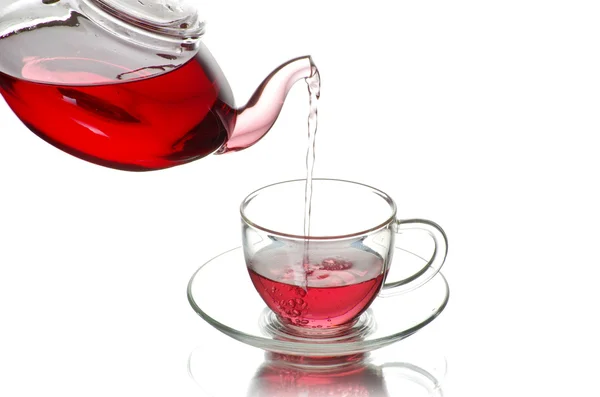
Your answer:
(217, 56), (317, 154)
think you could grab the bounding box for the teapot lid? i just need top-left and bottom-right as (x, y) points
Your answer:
(80, 0), (204, 39)
(0, 0), (205, 83)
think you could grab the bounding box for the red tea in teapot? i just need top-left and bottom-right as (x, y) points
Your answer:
(0, 45), (234, 171)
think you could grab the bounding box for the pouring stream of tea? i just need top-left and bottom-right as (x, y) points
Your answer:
(303, 69), (321, 290)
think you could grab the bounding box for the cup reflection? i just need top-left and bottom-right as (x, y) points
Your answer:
(246, 352), (444, 397)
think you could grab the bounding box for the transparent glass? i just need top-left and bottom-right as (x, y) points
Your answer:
(240, 179), (448, 331)
(188, 181), (448, 358)
(80, 0), (203, 38)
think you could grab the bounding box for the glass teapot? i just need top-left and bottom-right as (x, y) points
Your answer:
(0, 0), (316, 171)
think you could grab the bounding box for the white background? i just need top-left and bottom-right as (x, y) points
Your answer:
(1, 1), (600, 395)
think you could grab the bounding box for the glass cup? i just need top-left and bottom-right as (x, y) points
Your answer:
(241, 179), (447, 330)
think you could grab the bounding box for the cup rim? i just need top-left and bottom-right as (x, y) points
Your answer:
(240, 178), (397, 240)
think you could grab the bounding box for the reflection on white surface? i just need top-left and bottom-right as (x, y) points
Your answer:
(246, 355), (443, 397)
(188, 330), (447, 397)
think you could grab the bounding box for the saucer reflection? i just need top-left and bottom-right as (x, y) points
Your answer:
(188, 347), (445, 397)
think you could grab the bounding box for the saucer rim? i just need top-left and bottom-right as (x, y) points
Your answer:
(187, 246), (450, 357)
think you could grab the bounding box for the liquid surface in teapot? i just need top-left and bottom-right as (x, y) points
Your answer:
(0, 0), (235, 171)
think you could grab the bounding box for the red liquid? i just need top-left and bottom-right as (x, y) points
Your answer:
(250, 361), (386, 397)
(249, 256), (385, 328)
(0, 45), (235, 171)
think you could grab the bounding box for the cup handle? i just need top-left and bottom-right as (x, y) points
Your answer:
(379, 219), (448, 297)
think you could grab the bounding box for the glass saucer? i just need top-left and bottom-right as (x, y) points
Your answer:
(187, 246), (449, 357)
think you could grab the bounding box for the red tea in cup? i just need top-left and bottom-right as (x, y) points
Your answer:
(248, 245), (386, 328)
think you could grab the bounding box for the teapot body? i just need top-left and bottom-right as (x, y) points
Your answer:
(0, 0), (315, 171)
(0, 0), (236, 170)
